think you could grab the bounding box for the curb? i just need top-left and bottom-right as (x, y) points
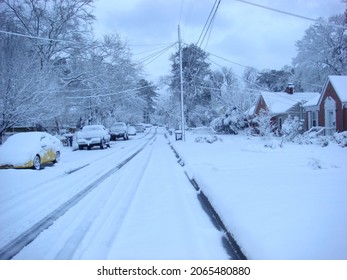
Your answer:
(165, 133), (247, 260)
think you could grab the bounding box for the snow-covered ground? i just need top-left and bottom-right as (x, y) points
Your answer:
(169, 129), (347, 260)
(0, 127), (346, 260)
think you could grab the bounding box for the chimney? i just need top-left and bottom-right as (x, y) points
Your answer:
(285, 82), (294, 94)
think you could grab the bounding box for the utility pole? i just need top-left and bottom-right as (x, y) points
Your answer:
(178, 24), (185, 141)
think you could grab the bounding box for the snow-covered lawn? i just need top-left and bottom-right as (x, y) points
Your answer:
(170, 130), (347, 260)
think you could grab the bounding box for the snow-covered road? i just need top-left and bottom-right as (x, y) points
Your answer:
(0, 128), (231, 260)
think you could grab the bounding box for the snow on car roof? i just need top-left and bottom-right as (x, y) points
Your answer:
(2, 132), (48, 147)
(0, 132), (50, 166)
(82, 125), (105, 130)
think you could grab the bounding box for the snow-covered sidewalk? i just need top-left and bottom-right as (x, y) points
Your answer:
(169, 130), (347, 260)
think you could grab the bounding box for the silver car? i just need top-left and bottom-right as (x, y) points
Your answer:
(76, 125), (111, 150)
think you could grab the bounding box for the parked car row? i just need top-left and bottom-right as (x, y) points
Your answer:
(0, 123), (151, 170)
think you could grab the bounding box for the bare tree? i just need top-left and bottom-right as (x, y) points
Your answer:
(3, 0), (95, 67)
(61, 35), (144, 127)
(293, 13), (347, 91)
(0, 34), (54, 142)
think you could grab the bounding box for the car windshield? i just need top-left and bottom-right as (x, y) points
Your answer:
(82, 126), (102, 131)
(112, 124), (125, 129)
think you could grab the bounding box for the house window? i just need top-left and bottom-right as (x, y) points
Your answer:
(307, 111), (318, 129)
(308, 112), (312, 129)
(312, 111), (318, 127)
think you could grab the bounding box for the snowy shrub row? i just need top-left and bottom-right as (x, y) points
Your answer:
(334, 131), (347, 147)
(294, 134), (330, 147)
(293, 131), (346, 147)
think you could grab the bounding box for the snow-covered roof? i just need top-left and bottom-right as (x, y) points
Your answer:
(329, 75), (347, 102)
(260, 91), (320, 114)
(303, 94), (321, 107)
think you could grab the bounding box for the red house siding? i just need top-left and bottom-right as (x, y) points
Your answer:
(318, 82), (344, 132)
(254, 96), (268, 114)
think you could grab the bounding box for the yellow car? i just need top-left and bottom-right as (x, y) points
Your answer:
(0, 132), (62, 170)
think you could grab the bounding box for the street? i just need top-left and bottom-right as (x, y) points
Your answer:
(0, 127), (231, 259)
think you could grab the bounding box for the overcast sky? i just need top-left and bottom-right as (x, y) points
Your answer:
(93, 0), (346, 82)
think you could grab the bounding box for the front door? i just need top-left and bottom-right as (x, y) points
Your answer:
(324, 97), (336, 135)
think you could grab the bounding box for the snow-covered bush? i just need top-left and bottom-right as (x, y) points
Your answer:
(334, 131), (347, 147)
(195, 135), (222, 144)
(295, 133), (330, 147)
(210, 117), (224, 133)
(210, 108), (245, 135)
(281, 115), (303, 141)
(252, 109), (274, 137)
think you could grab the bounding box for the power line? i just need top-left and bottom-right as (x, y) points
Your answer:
(196, 0), (221, 48)
(66, 84), (154, 99)
(209, 52), (251, 69)
(196, 0), (218, 46)
(0, 30), (75, 43)
(235, 0), (346, 29)
(207, 51), (325, 90)
(138, 43), (177, 67)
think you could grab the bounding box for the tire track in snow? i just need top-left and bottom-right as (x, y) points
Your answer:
(0, 128), (156, 207)
(0, 133), (156, 260)
(66, 137), (157, 259)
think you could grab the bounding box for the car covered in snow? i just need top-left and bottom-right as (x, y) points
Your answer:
(76, 125), (111, 150)
(127, 126), (137, 136)
(0, 132), (62, 170)
(134, 124), (145, 133)
(109, 122), (129, 141)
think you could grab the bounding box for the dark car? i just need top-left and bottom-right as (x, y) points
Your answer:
(110, 122), (129, 140)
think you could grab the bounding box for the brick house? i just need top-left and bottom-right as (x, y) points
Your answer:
(253, 84), (319, 132)
(304, 75), (347, 135)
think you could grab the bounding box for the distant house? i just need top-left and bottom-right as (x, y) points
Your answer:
(253, 84), (320, 132)
(304, 75), (347, 135)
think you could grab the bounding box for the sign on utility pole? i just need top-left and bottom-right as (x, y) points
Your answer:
(178, 24), (185, 141)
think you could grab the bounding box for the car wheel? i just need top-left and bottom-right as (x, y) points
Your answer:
(53, 151), (60, 164)
(33, 155), (41, 170)
(78, 145), (83, 150)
